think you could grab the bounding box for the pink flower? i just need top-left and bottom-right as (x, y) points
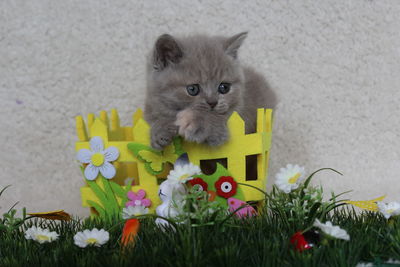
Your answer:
(126, 189), (151, 207)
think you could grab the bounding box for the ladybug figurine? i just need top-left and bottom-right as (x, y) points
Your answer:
(290, 230), (320, 252)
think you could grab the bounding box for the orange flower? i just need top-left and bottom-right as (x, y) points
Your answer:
(121, 218), (140, 247)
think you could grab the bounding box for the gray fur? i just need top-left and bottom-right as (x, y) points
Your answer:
(144, 32), (276, 150)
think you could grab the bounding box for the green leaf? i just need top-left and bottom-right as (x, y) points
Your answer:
(308, 202), (322, 217)
(172, 136), (185, 156)
(0, 185), (11, 198)
(109, 182), (129, 208)
(102, 177), (121, 217)
(87, 179), (114, 214)
(87, 180), (107, 203)
(329, 190), (352, 202)
(302, 168), (343, 189)
(237, 183), (269, 197)
(7, 202), (19, 214)
(87, 200), (106, 218)
(217, 204), (251, 227)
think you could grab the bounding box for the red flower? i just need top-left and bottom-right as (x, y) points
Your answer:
(215, 176), (237, 198)
(188, 177), (208, 192)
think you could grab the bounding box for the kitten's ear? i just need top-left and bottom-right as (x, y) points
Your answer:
(153, 34), (183, 70)
(223, 32), (248, 59)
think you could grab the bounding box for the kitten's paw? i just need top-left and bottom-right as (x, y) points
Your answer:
(151, 125), (177, 150)
(175, 109), (207, 143)
(206, 130), (229, 147)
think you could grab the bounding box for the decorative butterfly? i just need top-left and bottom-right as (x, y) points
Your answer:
(127, 137), (184, 175)
(344, 195), (386, 211)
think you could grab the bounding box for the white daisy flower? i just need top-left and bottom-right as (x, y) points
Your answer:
(77, 136), (119, 180)
(122, 205), (149, 219)
(313, 219), (350, 241)
(377, 201), (400, 219)
(73, 228), (110, 248)
(275, 164), (306, 193)
(25, 226), (59, 244)
(167, 163), (201, 184)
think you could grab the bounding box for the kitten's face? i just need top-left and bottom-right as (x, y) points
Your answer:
(147, 33), (247, 115)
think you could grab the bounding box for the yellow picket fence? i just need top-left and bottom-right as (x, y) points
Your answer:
(75, 108), (272, 214)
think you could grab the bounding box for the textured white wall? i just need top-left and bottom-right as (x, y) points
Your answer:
(1, 0), (399, 217)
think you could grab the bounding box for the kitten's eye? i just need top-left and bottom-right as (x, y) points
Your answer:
(186, 84), (200, 96)
(218, 83), (231, 94)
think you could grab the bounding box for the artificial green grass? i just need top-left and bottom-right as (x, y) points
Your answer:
(1, 170), (399, 267)
(1, 207), (399, 266)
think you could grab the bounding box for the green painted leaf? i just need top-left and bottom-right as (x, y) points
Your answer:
(172, 136), (185, 156)
(110, 181), (129, 207)
(87, 200), (106, 218)
(102, 177), (120, 215)
(87, 179), (114, 213)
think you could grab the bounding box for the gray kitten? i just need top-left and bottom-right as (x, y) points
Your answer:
(144, 32), (276, 150)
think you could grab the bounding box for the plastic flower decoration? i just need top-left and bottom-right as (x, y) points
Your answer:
(313, 219), (350, 241)
(275, 164), (306, 193)
(188, 177), (208, 192)
(215, 176), (237, 198)
(377, 201), (400, 219)
(126, 189), (151, 207)
(122, 205), (149, 220)
(73, 228), (110, 248)
(77, 136), (119, 180)
(25, 226), (59, 244)
(167, 162), (201, 184)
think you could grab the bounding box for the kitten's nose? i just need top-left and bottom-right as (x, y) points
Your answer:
(207, 101), (218, 108)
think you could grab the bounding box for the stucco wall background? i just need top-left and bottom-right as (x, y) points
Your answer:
(1, 0), (399, 217)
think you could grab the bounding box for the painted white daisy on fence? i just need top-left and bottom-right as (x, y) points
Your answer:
(77, 136), (119, 180)
(73, 228), (110, 248)
(377, 201), (400, 219)
(25, 226), (59, 244)
(122, 205), (149, 219)
(313, 219), (350, 241)
(275, 164), (306, 193)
